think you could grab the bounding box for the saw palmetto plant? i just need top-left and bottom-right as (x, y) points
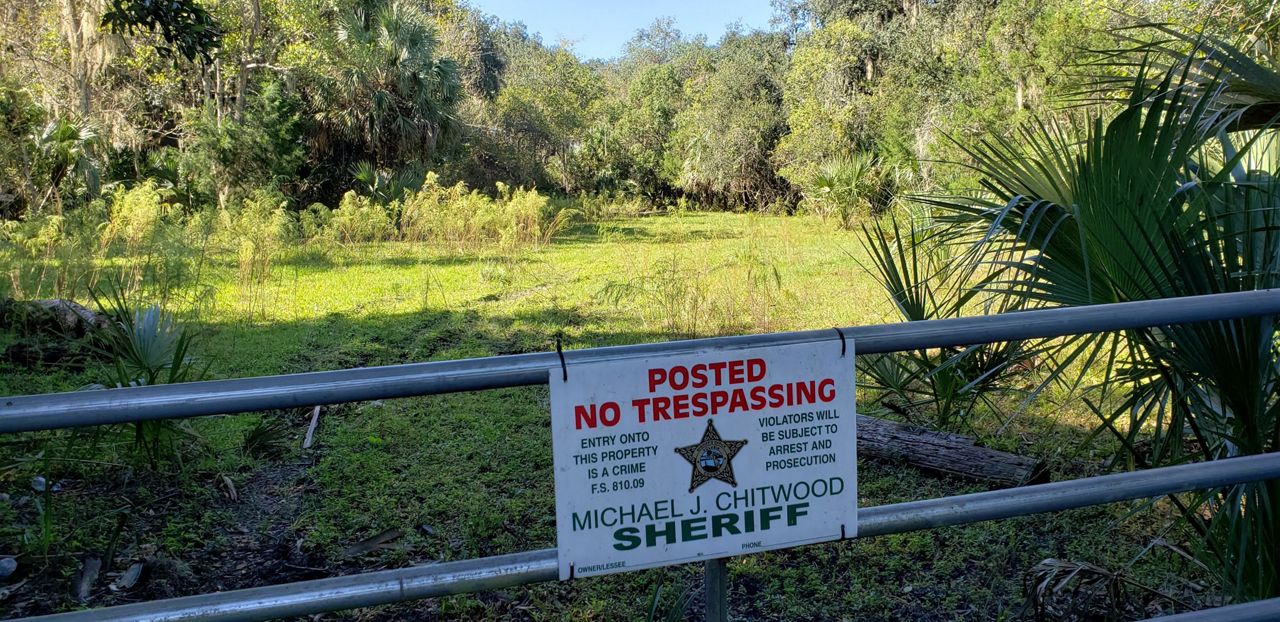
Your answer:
(88, 287), (207, 466)
(864, 25), (1280, 601)
(860, 213), (1043, 434)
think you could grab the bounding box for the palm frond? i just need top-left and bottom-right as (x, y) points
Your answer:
(906, 26), (1280, 599)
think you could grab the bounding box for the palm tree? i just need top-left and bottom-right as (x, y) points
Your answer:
(866, 28), (1280, 601)
(316, 0), (461, 170)
(33, 117), (101, 215)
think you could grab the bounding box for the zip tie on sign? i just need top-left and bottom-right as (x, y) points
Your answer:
(833, 327), (848, 358)
(555, 335), (568, 382)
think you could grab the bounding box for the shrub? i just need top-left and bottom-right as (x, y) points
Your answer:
(397, 172), (469, 243)
(397, 175), (570, 250)
(496, 182), (548, 248)
(298, 203), (332, 242)
(97, 181), (202, 305)
(801, 155), (899, 228)
(181, 80), (305, 210)
(1, 180), (209, 304)
(326, 191), (394, 244)
(211, 188), (294, 315)
(101, 181), (167, 253)
(0, 212), (94, 299)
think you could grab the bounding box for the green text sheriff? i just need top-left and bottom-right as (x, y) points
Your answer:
(612, 502), (811, 550)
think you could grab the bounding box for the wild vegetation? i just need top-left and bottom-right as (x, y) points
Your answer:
(0, 0), (1278, 619)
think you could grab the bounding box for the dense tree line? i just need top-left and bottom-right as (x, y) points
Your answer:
(0, 0), (1261, 220)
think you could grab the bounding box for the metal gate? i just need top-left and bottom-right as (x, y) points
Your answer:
(3, 290), (1280, 622)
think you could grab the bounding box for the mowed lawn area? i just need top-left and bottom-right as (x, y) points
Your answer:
(2, 212), (1200, 620)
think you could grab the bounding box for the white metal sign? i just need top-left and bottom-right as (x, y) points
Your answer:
(550, 341), (857, 579)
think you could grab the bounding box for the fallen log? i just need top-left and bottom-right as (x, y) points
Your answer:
(1, 298), (109, 369)
(0, 298), (109, 337)
(857, 415), (1047, 488)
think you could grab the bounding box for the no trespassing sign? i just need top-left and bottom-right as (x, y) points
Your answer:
(550, 341), (857, 579)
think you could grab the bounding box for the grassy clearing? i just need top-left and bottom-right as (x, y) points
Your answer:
(0, 212), (1206, 619)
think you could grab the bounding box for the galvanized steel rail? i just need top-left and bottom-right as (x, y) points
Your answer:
(1144, 597), (1280, 621)
(3, 290), (1280, 433)
(16, 453), (1280, 622)
(3, 290), (1280, 621)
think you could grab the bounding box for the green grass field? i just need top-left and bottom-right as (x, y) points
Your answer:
(0, 213), (1205, 620)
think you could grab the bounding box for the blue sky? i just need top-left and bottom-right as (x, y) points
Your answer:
(468, 0), (776, 60)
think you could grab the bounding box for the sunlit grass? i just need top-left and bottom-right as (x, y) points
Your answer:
(0, 211), (1201, 619)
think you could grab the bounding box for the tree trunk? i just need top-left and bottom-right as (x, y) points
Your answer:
(234, 0), (263, 122)
(902, 0), (920, 25)
(214, 60), (225, 127)
(57, 0), (94, 116)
